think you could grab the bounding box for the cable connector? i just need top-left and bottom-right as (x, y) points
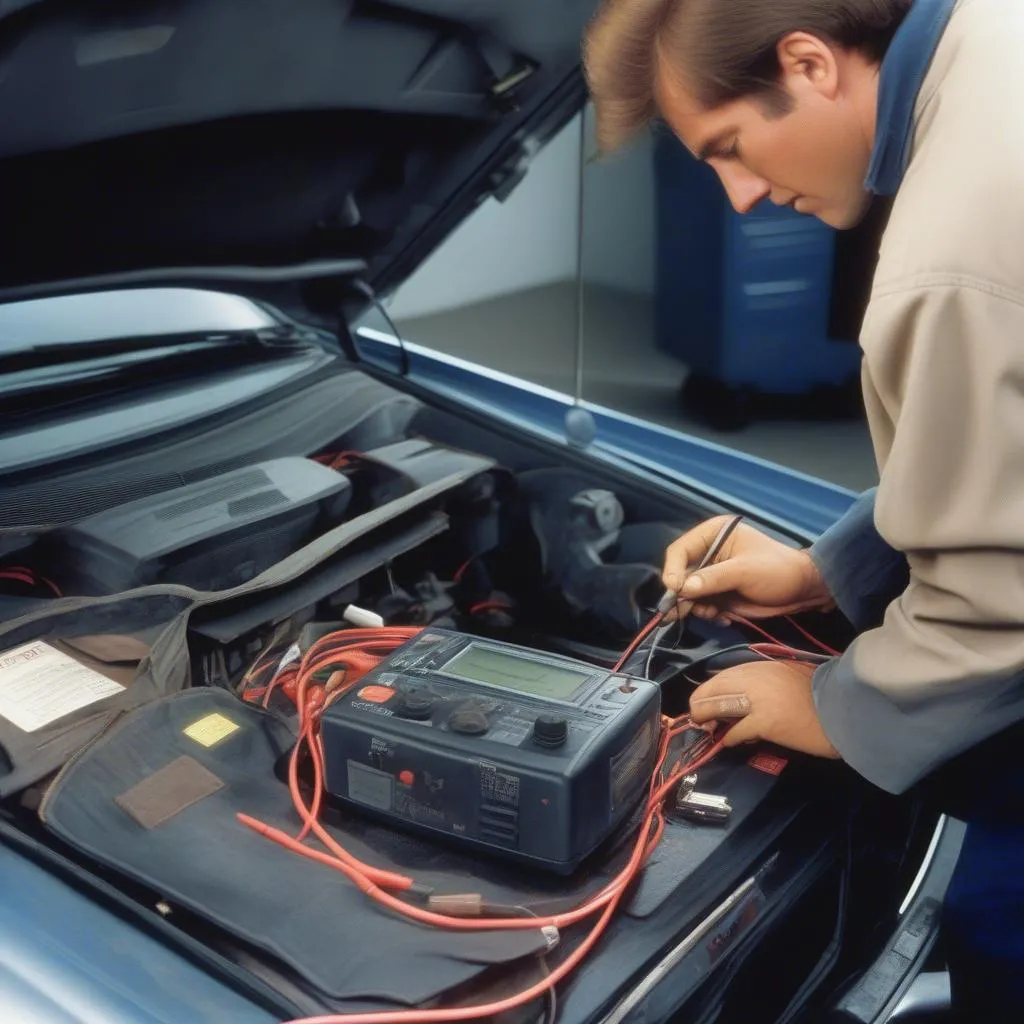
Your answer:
(427, 893), (484, 917)
(405, 882), (435, 901)
(674, 774), (732, 824)
(343, 604), (385, 629)
(541, 925), (560, 951)
(656, 589), (677, 615)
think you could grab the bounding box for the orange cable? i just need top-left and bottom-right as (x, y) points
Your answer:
(235, 622), (724, 1024)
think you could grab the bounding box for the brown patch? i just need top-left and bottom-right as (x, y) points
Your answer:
(115, 756), (223, 829)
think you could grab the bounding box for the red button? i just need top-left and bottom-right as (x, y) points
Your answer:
(398, 770), (415, 786)
(357, 685), (395, 704)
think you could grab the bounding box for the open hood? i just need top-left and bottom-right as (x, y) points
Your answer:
(0, 0), (595, 317)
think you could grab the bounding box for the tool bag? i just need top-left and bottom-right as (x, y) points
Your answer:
(39, 687), (567, 1008)
(36, 680), (788, 1015)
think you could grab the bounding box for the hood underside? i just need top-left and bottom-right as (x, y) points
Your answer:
(0, 0), (595, 314)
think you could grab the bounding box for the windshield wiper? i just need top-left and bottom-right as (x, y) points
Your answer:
(0, 325), (313, 375)
(0, 328), (327, 426)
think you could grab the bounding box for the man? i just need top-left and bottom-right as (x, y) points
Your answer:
(585, 0), (1024, 1017)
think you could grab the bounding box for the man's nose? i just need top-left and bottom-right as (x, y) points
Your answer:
(715, 164), (771, 214)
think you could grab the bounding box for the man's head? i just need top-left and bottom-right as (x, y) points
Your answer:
(585, 0), (912, 228)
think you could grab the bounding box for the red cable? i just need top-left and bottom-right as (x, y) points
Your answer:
(267, 707), (712, 1022)
(296, 631), (419, 859)
(730, 615), (787, 646)
(733, 614), (839, 659)
(469, 600), (512, 616)
(613, 613), (663, 672)
(237, 622), (723, 1024)
(243, 659), (682, 932)
(783, 615), (841, 657)
(278, 640), (419, 892)
(0, 571), (34, 585)
(36, 574), (62, 597)
(0, 568), (63, 597)
(276, 819), (652, 1024)
(313, 450), (363, 470)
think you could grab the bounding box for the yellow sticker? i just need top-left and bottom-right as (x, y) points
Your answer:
(183, 713), (240, 748)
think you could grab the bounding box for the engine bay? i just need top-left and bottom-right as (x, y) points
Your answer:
(0, 366), (883, 1023)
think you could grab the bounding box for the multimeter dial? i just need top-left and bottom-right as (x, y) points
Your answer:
(393, 687), (436, 720)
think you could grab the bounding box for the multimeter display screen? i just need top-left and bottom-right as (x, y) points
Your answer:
(442, 643), (590, 700)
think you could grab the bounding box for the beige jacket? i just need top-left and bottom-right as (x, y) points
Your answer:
(811, 0), (1024, 792)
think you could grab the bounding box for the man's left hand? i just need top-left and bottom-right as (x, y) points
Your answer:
(689, 661), (841, 759)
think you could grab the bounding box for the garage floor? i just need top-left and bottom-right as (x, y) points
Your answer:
(394, 281), (878, 493)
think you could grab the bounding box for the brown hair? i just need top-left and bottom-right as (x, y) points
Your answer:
(584, 0), (913, 152)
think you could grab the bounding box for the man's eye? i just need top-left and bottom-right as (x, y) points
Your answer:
(721, 142), (740, 159)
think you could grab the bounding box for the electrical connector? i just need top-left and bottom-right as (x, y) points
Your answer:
(674, 774), (732, 824)
(343, 604), (385, 629)
(427, 893), (484, 917)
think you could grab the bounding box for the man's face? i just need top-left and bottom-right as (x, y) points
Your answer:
(654, 35), (877, 229)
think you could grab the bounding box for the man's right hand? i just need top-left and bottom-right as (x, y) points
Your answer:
(662, 517), (835, 622)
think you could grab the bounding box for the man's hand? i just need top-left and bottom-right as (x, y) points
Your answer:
(689, 661), (841, 760)
(663, 517), (835, 623)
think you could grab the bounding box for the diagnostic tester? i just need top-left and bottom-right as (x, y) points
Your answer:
(320, 629), (662, 874)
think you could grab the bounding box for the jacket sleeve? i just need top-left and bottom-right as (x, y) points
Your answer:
(812, 282), (1024, 794)
(809, 488), (908, 632)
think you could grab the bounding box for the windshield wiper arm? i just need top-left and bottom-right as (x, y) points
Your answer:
(0, 326), (311, 375)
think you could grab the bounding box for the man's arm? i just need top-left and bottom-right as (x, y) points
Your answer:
(809, 488), (908, 631)
(813, 283), (1024, 794)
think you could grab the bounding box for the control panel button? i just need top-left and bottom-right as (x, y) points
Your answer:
(394, 687), (436, 720)
(398, 770), (415, 786)
(533, 714), (568, 748)
(357, 685), (396, 704)
(448, 707), (490, 736)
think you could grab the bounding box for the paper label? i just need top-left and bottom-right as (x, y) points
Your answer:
(276, 643), (301, 671)
(183, 712), (239, 748)
(0, 640), (126, 733)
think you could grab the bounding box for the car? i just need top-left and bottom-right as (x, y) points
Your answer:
(0, 2), (959, 1023)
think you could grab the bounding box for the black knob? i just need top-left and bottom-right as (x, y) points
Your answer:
(395, 688), (435, 720)
(448, 708), (490, 736)
(533, 715), (568, 748)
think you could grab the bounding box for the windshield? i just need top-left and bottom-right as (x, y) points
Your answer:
(0, 287), (329, 476)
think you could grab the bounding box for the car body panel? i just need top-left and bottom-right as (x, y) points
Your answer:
(353, 324), (859, 537)
(0, 290), (872, 1023)
(0, 1), (594, 318)
(0, 841), (277, 1024)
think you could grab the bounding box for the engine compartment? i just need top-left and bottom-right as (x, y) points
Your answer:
(0, 364), (729, 669)
(0, 366), (918, 1024)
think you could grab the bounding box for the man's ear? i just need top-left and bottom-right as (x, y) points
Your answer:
(776, 31), (840, 101)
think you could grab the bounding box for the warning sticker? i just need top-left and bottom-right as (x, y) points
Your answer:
(0, 640), (126, 733)
(748, 753), (788, 776)
(183, 713), (240, 748)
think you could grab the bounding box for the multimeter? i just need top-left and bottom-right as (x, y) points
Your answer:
(320, 629), (662, 874)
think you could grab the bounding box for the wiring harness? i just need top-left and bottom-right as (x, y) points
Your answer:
(229, 514), (842, 1024)
(231, 622), (728, 1024)
(0, 565), (61, 598)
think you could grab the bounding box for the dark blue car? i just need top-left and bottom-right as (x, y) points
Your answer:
(0, 3), (957, 1022)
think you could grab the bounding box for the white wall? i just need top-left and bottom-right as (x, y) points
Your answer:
(387, 114), (582, 321)
(387, 103), (657, 321)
